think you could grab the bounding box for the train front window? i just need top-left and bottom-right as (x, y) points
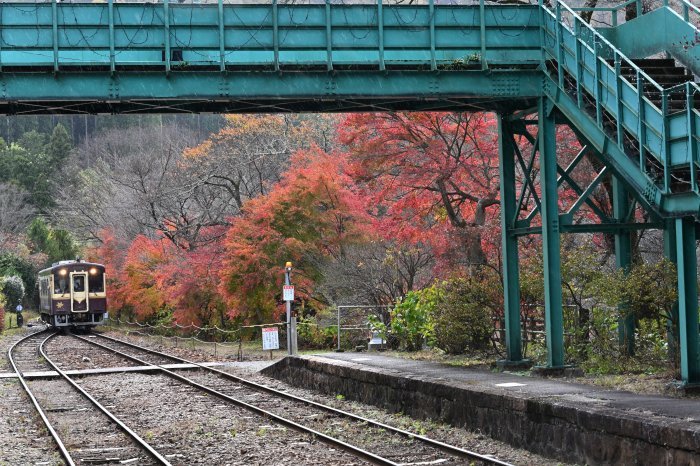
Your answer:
(73, 276), (85, 292)
(54, 275), (68, 294)
(88, 270), (104, 293)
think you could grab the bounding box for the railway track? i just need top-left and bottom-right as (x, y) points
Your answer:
(71, 332), (514, 466)
(8, 329), (171, 466)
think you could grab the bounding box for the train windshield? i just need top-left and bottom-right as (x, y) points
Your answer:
(88, 269), (105, 293)
(54, 273), (69, 294)
(73, 275), (85, 292)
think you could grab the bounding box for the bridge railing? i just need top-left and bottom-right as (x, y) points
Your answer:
(542, 0), (700, 195)
(676, 0), (700, 25)
(0, 0), (541, 72)
(665, 81), (700, 193)
(569, 0), (699, 29)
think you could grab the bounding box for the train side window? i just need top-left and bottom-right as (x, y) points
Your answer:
(88, 272), (104, 293)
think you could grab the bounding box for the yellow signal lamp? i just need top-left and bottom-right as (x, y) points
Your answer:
(58, 269), (67, 276)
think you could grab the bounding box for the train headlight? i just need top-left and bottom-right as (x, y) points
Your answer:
(58, 269), (67, 276)
(89, 268), (98, 275)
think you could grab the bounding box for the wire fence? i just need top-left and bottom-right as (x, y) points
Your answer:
(106, 300), (588, 360)
(106, 306), (388, 357)
(105, 317), (291, 361)
(334, 305), (392, 351)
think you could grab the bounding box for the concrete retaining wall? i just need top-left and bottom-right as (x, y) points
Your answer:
(263, 356), (700, 465)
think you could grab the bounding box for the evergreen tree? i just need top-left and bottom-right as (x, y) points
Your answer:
(27, 218), (79, 264)
(47, 123), (72, 167)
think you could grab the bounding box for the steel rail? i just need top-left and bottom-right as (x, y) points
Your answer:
(8, 328), (75, 466)
(71, 334), (401, 466)
(81, 332), (514, 466)
(38, 333), (172, 466)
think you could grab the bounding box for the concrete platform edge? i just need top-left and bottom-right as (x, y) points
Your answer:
(263, 355), (700, 465)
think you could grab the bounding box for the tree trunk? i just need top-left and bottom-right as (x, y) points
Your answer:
(579, 0), (599, 24)
(577, 306), (591, 360)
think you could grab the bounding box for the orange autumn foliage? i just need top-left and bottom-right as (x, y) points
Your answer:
(219, 146), (371, 323)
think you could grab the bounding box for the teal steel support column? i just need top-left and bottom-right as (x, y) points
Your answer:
(273, 0), (279, 72)
(429, 0), (436, 71)
(498, 115), (523, 362)
(613, 177), (634, 356)
(479, 0), (486, 70)
(325, 0), (333, 72)
(51, 0), (59, 72)
(377, 0), (385, 71)
(108, 0), (115, 74)
(163, 0), (171, 74)
(539, 99), (565, 368)
(675, 217), (700, 384)
(0, 2), (3, 73)
(663, 220), (679, 364)
(218, 0), (225, 72)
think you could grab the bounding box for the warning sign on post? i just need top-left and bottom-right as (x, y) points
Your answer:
(262, 327), (280, 351)
(283, 285), (294, 301)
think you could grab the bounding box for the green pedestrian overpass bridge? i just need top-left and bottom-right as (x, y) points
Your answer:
(2, 0), (699, 382)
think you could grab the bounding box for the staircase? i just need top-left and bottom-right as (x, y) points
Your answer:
(618, 59), (699, 113)
(541, 1), (700, 216)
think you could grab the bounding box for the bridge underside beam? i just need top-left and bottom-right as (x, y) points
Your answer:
(0, 70), (541, 115)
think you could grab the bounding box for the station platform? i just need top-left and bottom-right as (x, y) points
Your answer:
(264, 353), (700, 465)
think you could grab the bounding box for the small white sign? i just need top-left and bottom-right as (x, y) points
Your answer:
(15, 305), (23, 312)
(283, 285), (295, 301)
(262, 327), (280, 351)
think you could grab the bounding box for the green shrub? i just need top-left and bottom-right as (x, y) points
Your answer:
(430, 276), (496, 354)
(0, 253), (36, 298)
(297, 317), (337, 349)
(1, 275), (25, 310)
(388, 290), (435, 351)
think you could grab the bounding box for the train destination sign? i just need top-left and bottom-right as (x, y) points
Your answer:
(262, 327), (280, 351)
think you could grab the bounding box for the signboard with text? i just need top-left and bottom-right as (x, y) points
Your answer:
(283, 285), (295, 301)
(262, 327), (280, 351)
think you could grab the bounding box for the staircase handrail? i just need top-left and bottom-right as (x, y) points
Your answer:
(569, 0), (638, 27)
(675, 0), (700, 26)
(543, 0), (686, 195)
(544, 0), (664, 94)
(665, 80), (700, 96)
(570, 0), (699, 29)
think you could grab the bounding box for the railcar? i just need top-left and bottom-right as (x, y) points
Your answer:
(38, 260), (108, 327)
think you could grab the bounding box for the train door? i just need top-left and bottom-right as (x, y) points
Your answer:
(70, 271), (89, 313)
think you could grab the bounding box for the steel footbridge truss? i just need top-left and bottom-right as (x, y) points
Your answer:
(2, 0), (698, 382)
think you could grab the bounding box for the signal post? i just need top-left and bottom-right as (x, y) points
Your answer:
(284, 262), (298, 356)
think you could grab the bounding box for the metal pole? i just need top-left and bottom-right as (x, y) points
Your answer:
(613, 177), (634, 356)
(663, 220), (678, 364)
(498, 115), (523, 362)
(675, 217), (700, 384)
(285, 262), (297, 356)
(337, 306), (341, 351)
(285, 268), (292, 354)
(539, 98), (565, 368)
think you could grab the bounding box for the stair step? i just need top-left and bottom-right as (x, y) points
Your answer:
(630, 58), (676, 68)
(620, 65), (687, 75)
(620, 74), (695, 87)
